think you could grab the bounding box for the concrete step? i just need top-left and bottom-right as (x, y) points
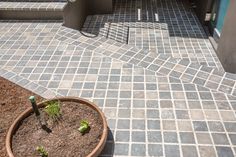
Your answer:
(0, 1), (67, 20)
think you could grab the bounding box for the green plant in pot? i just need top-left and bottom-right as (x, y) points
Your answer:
(6, 96), (108, 157)
(44, 100), (61, 121)
(36, 146), (48, 157)
(79, 120), (90, 134)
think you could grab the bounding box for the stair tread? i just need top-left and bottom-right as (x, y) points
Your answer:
(0, 2), (66, 11)
(0, 0), (67, 2)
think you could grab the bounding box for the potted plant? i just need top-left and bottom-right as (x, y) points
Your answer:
(6, 96), (108, 157)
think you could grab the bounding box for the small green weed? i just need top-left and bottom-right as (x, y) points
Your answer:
(78, 120), (90, 134)
(44, 100), (61, 121)
(36, 146), (48, 157)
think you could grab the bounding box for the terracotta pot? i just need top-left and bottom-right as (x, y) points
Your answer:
(6, 97), (108, 157)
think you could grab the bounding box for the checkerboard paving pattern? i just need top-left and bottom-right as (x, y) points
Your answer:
(56, 26), (236, 97)
(82, 0), (221, 68)
(0, 68), (57, 98)
(1, 21), (236, 157)
(1, 21), (236, 96)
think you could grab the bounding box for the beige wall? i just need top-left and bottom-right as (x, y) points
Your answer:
(217, 0), (236, 73)
(63, 0), (112, 30)
(63, 0), (89, 30)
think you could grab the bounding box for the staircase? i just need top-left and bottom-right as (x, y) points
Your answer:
(0, 0), (67, 20)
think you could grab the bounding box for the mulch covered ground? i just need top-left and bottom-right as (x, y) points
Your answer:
(0, 77), (43, 157)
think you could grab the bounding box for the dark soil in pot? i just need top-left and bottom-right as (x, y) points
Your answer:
(12, 101), (104, 157)
(0, 77), (43, 157)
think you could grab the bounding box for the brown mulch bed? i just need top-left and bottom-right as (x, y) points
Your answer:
(12, 101), (103, 157)
(0, 77), (44, 157)
(0, 76), (104, 157)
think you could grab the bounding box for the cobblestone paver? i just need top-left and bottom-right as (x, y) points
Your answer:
(1, 20), (236, 157)
(56, 26), (236, 96)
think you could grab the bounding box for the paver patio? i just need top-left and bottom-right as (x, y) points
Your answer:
(83, 0), (221, 68)
(1, 0), (236, 157)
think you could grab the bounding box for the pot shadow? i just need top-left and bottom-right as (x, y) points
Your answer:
(99, 127), (115, 157)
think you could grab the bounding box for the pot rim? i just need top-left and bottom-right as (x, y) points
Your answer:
(6, 96), (108, 157)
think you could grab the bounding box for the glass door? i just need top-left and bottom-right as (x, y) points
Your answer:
(215, 0), (230, 33)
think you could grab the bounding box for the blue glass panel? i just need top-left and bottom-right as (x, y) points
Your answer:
(216, 0), (230, 33)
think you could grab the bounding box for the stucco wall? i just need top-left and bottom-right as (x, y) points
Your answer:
(63, 0), (113, 30)
(63, 0), (89, 30)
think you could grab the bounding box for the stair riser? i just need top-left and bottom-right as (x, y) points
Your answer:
(0, 10), (63, 20)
